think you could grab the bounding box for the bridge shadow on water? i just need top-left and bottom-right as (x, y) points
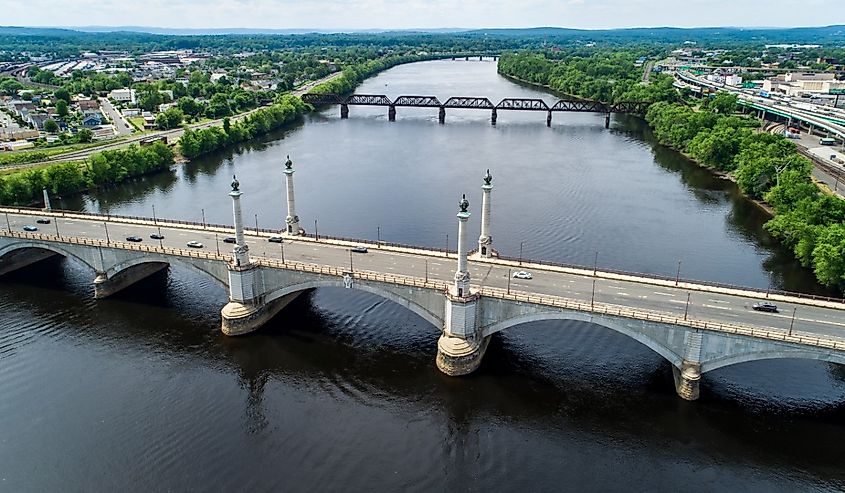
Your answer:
(3, 260), (845, 489)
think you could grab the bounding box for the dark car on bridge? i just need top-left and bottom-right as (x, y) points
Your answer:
(36, 218), (51, 224)
(350, 246), (368, 253)
(752, 302), (778, 313)
(150, 233), (164, 240)
(22, 225), (38, 232)
(126, 236), (143, 242)
(223, 236), (237, 244)
(268, 236), (283, 243)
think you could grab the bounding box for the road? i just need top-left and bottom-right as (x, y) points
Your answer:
(99, 97), (133, 136)
(6, 71), (344, 168)
(4, 209), (845, 344)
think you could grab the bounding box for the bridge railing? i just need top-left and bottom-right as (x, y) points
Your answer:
(477, 285), (845, 351)
(4, 205), (845, 305)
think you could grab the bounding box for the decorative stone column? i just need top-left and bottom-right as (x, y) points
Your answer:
(477, 170), (493, 258)
(453, 194), (471, 298)
(222, 175), (267, 336)
(229, 175), (250, 267)
(283, 156), (302, 236)
(437, 194), (489, 376)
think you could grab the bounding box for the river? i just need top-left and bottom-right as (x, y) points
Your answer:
(2, 59), (844, 491)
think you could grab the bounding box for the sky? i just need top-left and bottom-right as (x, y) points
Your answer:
(1, 0), (843, 30)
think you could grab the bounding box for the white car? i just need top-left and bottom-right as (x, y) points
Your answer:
(512, 270), (532, 280)
(186, 241), (204, 248)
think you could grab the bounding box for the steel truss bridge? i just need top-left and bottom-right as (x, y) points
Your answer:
(301, 93), (652, 127)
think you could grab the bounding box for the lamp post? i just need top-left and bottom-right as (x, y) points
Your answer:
(789, 307), (797, 336)
(103, 222), (110, 244)
(684, 292), (691, 320)
(280, 240), (285, 263)
(445, 233), (449, 254)
(425, 259), (428, 283)
(54, 220), (60, 237)
(519, 241), (524, 266)
(377, 226), (380, 245)
(349, 249), (353, 272)
(5, 212), (10, 231)
(507, 268), (512, 294)
(152, 204), (157, 224)
(675, 260), (682, 286)
(594, 251), (598, 276)
(201, 208), (206, 229)
(215, 234), (220, 255)
(591, 277), (597, 311)
(314, 219), (318, 241)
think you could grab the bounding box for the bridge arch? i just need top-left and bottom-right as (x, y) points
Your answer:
(481, 311), (684, 369)
(106, 255), (228, 288)
(265, 279), (444, 330)
(0, 240), (99, 273)
(701, 349), (845, 374)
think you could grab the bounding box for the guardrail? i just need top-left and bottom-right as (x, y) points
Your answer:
(2, 205), (844, 305)
(3, 229), (844, 351)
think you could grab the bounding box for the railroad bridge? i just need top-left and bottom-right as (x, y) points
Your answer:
(301, 93), (651, 127)
(2, 163), (845, 401)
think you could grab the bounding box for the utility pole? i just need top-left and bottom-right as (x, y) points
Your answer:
(684, 292), (691, 320)
(103, 222), (110, 244)
(5, 212), (10, 231)
(349, 250), (353, 272)
(594, 251), (598, 276)
(507, 268), (511, 294)
(519, 241), (524, 266)
(201, 208), (206, 229)
(675, 260), (682, 286)
(152, 204), (157, 224)
(314, 219), (318, 241)
(377, 226), (380, 245)
(425, 259), (428, 283)
(789, 307), (797, 336)
(591, 277), (597, 311)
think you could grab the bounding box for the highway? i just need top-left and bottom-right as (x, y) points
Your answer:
(4, 209), (845, 343)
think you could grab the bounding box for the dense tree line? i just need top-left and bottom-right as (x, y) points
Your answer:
(0, 142), (174, 205)
(178, 94), (305, 159)
(645, 96), (845, 288)
(497, 51), (678, 103)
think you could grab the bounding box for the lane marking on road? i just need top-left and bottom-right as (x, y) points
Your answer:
(667, 299), (686, 304)
(702, 304), (731, 311)
(653, 292), (676, 297)
(708, 299), (731, 304)
(616, 292), (630, 296)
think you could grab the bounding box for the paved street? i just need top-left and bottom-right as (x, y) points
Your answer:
(4, 209), (845, 343)
(99, 97), (133, 135)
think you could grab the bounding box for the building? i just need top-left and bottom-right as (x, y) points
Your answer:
(763, 72), (845, 96)
(82, 113), (103, 127)
(77, 99), (100, 111)
(108, 88), (136, 104)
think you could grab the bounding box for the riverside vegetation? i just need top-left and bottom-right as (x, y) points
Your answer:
(497, 51), (845, 290)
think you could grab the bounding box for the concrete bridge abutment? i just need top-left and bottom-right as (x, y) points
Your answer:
(437, 292), (490, 376)
(221, 291), (303, 336)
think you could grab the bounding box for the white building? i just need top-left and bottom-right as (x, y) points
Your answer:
(108, 88), (136, 104)
(763, 73), (845, 96)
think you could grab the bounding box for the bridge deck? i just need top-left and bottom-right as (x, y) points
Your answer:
(2, 207), (845, 349)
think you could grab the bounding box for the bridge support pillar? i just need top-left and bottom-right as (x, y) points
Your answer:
(221, 289), (302, 336)
(546, 110), (552, 127)
(478, 56), (482, 61)
(437, 292), (488, 376)
(491, 108), (497, 125)
(439, 106), (446, 124)
(604, 113), (611, 129)
(388, 105), (396, 122)
(673, 362), (701, 401)
(93, 263), (168, 299)
(340, 104), (349, 119)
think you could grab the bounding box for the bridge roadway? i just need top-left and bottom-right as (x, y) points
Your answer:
(3, 207), (845, 343)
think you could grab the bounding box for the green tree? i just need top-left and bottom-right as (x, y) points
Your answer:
(54, 87), (71, 103)
(56, 99), (69, 118)
(43, 119), (59, 133)
(77, 128), (93, 143)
